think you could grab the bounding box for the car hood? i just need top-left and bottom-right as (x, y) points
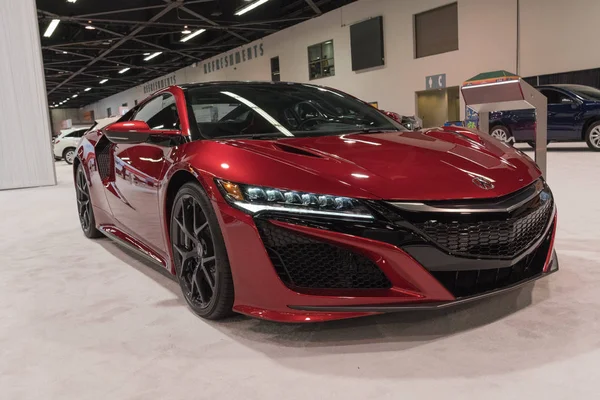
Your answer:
(227, 127), (541, 201)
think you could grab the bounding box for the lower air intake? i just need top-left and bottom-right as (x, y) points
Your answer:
(256, 221), (391, 290)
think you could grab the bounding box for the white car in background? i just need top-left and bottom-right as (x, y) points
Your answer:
(53, 117), (118, 164)
(53, 127), (90, 164)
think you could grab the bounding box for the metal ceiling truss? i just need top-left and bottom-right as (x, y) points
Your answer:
(39, 0), (357, 108)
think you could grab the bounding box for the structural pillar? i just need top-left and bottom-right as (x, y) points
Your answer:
(0, 0), (56, 190)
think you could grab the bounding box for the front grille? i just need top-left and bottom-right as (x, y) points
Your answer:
(430, 225), (553, 298)
(411, 196), (553, 258)
(256, 221), (391, 290)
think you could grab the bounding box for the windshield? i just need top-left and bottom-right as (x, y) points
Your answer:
(184, 84), (404, 139)
(563, 85), (600, 101)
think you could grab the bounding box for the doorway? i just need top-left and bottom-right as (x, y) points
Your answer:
(416, 86), (460, 128)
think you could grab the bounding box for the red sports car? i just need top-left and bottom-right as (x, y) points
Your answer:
(74, 82), (558, 323)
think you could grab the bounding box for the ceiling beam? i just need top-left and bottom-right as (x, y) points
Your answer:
(49, 16), (275, 32)
(230, 16), (312, 27)
(83, 23), (203, 61)
(43, 30), (188, 48)
(74, 0), (214, 18)
(43, 46), (164, 72)
(45, 2), (181, 94)
(168, 1), (250, 43)
(304, 0), (323, 15)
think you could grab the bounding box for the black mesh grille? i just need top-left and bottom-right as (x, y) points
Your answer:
(430, 226), (552, 298)
(412, 199), (553, 258)
(96, 139), (111, 180)
(256, 221), (391, 289)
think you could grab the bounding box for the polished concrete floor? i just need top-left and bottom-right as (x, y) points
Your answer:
(0, 143), (598, 399)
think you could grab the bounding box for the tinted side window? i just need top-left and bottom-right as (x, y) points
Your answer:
(134, 94), (180, 130)
(541, 89), (571, 104)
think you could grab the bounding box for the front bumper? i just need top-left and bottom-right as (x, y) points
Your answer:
(214, 180), (558, 323)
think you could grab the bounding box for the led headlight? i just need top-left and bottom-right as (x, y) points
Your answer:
(216, 180), (374, 219)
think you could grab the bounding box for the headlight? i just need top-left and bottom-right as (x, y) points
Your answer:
(216, 180), (374, 219)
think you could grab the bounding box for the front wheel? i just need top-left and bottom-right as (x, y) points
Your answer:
(75, 164), (102, 238)
(489, 125), (513, 146)
(170, 182), (235, 320)
(585, 122), (600, 151)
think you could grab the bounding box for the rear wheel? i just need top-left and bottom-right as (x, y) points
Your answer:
(170, 182), (235, 320)
(63, 147), (76, 164)
(490, 125), (513, 145)
(585, 122), (600, 151)
(75, 164), (102, 238)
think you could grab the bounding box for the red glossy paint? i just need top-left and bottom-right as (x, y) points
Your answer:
(75, 83), (558, 323)
(106, 120), (152, 133)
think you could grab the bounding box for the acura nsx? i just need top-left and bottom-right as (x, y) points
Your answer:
(74, 82), (558, 322)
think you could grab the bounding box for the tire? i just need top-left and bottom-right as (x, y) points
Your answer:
(75, 164), (103, 239)
(170, 182), (235, 320)
(585, 122), (600, 151)
(63, 147), (76, 164)
(489, 125), (514, 145)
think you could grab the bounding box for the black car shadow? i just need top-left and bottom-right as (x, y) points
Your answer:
(516, 144), (592, 152)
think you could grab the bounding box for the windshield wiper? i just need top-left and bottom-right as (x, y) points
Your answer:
(359, 128), (400, 134)
(217, 133), (287, 140)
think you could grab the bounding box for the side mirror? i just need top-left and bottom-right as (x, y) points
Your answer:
(104, 121), (181, 144)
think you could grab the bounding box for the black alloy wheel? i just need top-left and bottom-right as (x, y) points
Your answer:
(171, 183), (234, 320)
(75, 164), (102, 238)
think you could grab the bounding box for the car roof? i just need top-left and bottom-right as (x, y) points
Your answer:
(178, 81), (315, 90)
(536, 84), (592, 91)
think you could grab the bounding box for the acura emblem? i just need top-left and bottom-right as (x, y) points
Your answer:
(472, 176), (494, 190)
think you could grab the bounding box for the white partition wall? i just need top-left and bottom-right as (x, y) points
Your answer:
(0, 0), (56, 190)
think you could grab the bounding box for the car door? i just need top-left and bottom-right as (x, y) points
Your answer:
(105, 93), (182, 253)
(539, 88), (581, 141)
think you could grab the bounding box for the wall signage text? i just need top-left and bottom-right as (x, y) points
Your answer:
(203, 43), (264, 75)
(143, 73), (177, 94)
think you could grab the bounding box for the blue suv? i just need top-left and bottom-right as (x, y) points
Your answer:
(488, 84), (600, 151)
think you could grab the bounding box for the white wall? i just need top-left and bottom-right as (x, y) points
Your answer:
(0, 0), (55, 190)
(50, 108), (90, 135)
(87, 0), (600, 120)
(519, 0), (600, 76)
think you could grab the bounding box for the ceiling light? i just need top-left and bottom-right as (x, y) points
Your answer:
(235, 0), (270, 16)
(143, 52), (150, 56)
(72, 94), (78, 98)
(44, 19), (60, 37)
(119, 67), (130, 74)
(180, 29), (206, 42)
(99, 79), (108, 84)
(85, 25), (95, 30)
(144, 52), (162, 61)
(67, 0), (77, 3)
(181, 29), (192, 34)
(62, 51), (67, 54)
(84, 87), (91, 91)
